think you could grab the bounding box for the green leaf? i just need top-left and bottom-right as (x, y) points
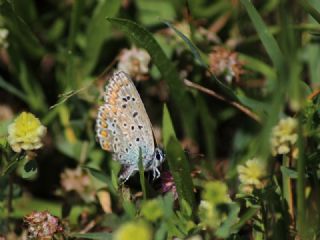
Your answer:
(163, 21), (205, 68)
(280, 166), (298, 179)
(136, 0), (176, 25)
(0, 76), (27, 102)
(84, 166), (108, 183)
(0, 0), (44, 58)
(106, 17), (197, 137)
(298, 0), (320, 23)
(22, 159), (38, 179)
(162, 105), (196, 217)
(215, 203), (240, 238)
(70, 232), (112, 240)
(138, 147), (147, 200)
(82, 0), (121, 75)
(56, 137), (83, 160)
(240, 0), (284, 69)
(164, 20), (238, 101)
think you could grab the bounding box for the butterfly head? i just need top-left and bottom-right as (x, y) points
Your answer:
(153, 147), (165, 168)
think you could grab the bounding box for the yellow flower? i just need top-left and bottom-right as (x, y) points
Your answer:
(271, 117), (298, 156)
(141, 199), (163, 222)
(113, 221), (152, 240)
(199, 200), (224, 229)
(8, 112), (46, 153)
(237, 158), (266, 193)
(202, 181), (231, 205)
(199, 181), (231, 229)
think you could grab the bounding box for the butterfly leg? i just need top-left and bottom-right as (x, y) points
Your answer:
(119, 165), (137, 183)
(152, 167), (161, 180)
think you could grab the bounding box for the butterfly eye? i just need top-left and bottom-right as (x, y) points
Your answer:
(156, 153), (161, 160)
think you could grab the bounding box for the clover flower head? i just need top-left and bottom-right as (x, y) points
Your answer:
(271, 117), (298, 156)
(141, 199), (163, 222)
(199, 181), (231, 229)
(8, 112), (47, 153)
(0, 28), (9, 49)
(160, 171), (178, 200)
(202, 181), (231, 205)
(117, 47), (151, 81)
(209, 46), (244, 84)
(199, 200), (226, 229)
(237, 158), (266, 193)
(113, 221), (152, 240)
(60, 167), (96, 202)
(24, 211), (64, 239)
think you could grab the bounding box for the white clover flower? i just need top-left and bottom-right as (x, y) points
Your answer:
(271, 117), (298, 156)
(117, 47), (151, 81)
(0, 28), (9, 49)
(8, 112), (47, 153)
(237, 158), (266, 193)
(60, 167), (96, 202)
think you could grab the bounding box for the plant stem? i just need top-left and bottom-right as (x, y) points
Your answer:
(7, 174), (13, 215)
(296, 114), (306, 237)
(184, 79), (261, 123)
(282, 155), (294, 222)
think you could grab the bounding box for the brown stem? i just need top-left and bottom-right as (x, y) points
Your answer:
(184, 79), (261, 123)
(7, 174), (13, 215)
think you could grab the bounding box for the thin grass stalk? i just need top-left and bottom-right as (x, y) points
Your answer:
(282, 155), (294, 222)
(296, 114), (306, 237)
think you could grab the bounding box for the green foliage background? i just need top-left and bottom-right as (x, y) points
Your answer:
(0, 0), (320, 239)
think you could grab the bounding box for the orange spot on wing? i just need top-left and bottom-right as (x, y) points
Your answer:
(101, 141), (111, 151)
(100, 130), (108, 137)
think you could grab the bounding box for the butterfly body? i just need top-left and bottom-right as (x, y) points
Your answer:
(96, 71), (165, 182)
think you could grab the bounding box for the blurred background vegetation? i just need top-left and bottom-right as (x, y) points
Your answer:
(1, 0), (320, 239)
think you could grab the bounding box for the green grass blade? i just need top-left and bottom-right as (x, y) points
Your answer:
(106, 18), (186, 101)
(240, 0), (284, 69)
(298, 0), (320, 23)
(0, 1), (44, 58)
(0, 76), (27, 102)
(138, 147), (147, 200)
(66, 0), (85, 89)
(162, 105), (196, 217)
(82, 0), (121, 75)
(164, 20), (238, 101)
(106, 17), (197, 137)
(70, 233), (112, 240)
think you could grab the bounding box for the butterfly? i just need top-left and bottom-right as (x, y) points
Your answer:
(96, 71), (165, 182)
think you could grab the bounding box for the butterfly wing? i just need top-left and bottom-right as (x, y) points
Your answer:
(96, 71), (155, 167)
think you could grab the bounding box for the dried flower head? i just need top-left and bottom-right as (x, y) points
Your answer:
(117, 47), (151, 81)
(237, 158), (266, 193)
(8, 112), (47, 153)
(113, 221), (152, 240)
(160, 171), (178, 200)
(24, 211), (64, 239)
(60, 167), (96, 202)
(209, 46), (244, 84)
(0, 28), (9, 49)
(271, 117), (298, 157)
